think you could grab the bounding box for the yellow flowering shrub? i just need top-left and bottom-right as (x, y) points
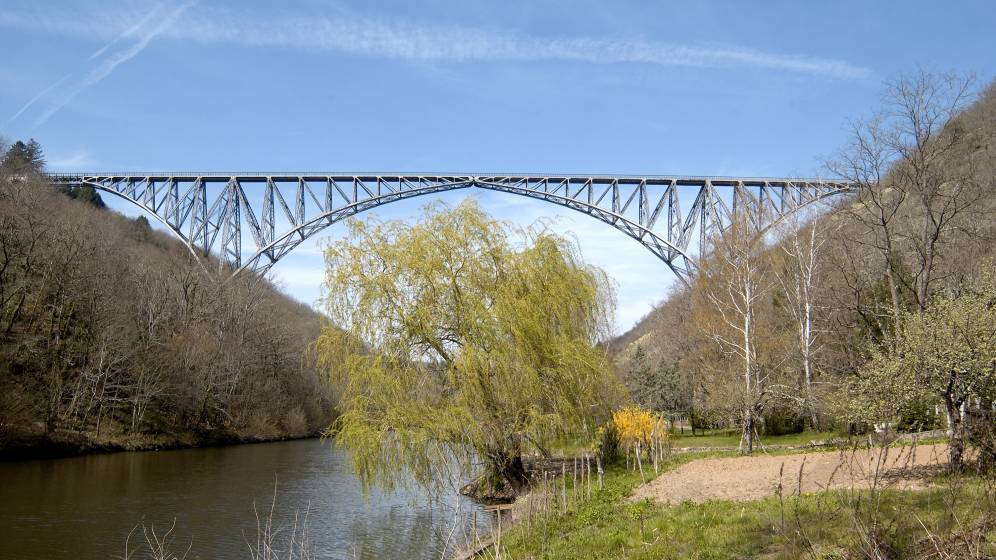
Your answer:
(612, 406), (656, 447)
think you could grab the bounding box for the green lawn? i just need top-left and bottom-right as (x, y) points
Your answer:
(544, 429), (840, 458)
(492, 452), (994, 559)
(669, 429), (840, 449)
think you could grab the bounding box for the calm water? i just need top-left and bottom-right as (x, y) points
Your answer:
(0, 439), (492, 559)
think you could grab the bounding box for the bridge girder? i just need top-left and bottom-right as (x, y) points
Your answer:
(49, 173), (856, 283)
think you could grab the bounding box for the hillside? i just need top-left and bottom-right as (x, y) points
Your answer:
(612, 78), (996, 431)
(0, 168), (336, 459)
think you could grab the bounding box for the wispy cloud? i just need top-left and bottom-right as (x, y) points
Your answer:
(88, 3), (165, 60)
(45, 148), (100, 170)
(218, 15), (869, 79)
(0, 3), (869, 81)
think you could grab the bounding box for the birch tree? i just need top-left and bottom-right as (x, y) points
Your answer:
(695, 214), (776, 454)
(774, 212), (834, 427)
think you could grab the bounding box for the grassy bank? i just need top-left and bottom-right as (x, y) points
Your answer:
(491, 447), (995, 559)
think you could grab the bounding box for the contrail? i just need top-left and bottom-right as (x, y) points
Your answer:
(3, 1), (196, 130)
(1, 72), (72, 130)
(89, 3), (164, 60)
(34, 1), (195, 128)
(2, 4), (162, 128)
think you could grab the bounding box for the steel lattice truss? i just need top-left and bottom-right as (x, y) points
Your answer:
(49, 173), (855, 282)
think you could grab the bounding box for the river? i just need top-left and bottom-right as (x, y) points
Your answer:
(0, 438), (493, 559)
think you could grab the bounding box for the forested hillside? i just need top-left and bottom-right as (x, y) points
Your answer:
(0, 144), (335, 458)
(613, 73), (996, 457)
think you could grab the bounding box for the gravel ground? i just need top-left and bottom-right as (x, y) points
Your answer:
(631, 443), (952, 504)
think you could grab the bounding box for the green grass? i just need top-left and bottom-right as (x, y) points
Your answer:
(669, 429), (840, 449)
(543, 429), (841, 458)
(545, 434), (595, 458)
(494, 452), (994, 560)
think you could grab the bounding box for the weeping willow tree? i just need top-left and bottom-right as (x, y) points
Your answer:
(317, 200), (618, 496)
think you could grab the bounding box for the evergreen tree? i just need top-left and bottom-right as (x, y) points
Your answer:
(655, 360), (690, 414)
(625, 345), (653, 406)
(1, 139), (104, 207)
(1, 139), (45, 174)
(626, 345), (691, 414)
(72, 186), (106, 208)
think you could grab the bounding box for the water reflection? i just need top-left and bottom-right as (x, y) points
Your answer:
(0, 439), (492, 559)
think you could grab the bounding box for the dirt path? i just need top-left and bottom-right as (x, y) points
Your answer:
(631, 443), (952, 504)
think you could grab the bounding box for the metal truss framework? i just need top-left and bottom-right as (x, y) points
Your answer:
(49, 173), (855, 283)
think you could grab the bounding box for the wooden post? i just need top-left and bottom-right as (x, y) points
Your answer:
(584, 455), (597, 500)
(581, 454), (587, 499)
(581, 454), (586, 498)
(543, 471), (549, 513)
(527, 490), (533, 533)
(586, 455), (592, 498)
(651, 426), (658, 475)
(596, 454), (603, 490)
(573, 456), (578, 503)
(561, 464), (567, 513)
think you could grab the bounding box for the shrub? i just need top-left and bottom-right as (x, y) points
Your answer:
(762, 404), (805, 436)
(282, 407), (309, 438)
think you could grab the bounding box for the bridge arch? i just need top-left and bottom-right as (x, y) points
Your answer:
(236, 179), (696, 280)
(50, 173), (856, 284)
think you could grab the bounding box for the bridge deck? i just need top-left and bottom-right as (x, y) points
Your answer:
(50, 172), (847, 187)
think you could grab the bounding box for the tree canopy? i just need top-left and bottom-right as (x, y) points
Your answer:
(625, 345), (690, 415)
(317, 200), (620, 495)
(845, 270), (996, 468)
(1, 139), (104, 207)
(1, 139), (45, 175)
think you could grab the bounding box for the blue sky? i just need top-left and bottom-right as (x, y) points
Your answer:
(1, 1), (994, 332)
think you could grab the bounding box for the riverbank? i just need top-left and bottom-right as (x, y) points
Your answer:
(0, 427), (324, 462)
(469, 439), (994, 559)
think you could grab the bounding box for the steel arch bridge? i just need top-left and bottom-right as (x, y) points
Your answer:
(49, 173), (855, 283)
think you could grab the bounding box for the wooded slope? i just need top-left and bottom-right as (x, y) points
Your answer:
(0, 173), (335, 456)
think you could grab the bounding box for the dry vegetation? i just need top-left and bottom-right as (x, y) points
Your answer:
(0, 159), (335, 458)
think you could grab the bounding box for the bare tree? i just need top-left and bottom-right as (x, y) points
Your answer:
(830, 113), (908, 340)
(830, 70), (979, 337)
(1, 170), (333, 447)
(774, 209), (836, 428)
(695, 214), (776, 453)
